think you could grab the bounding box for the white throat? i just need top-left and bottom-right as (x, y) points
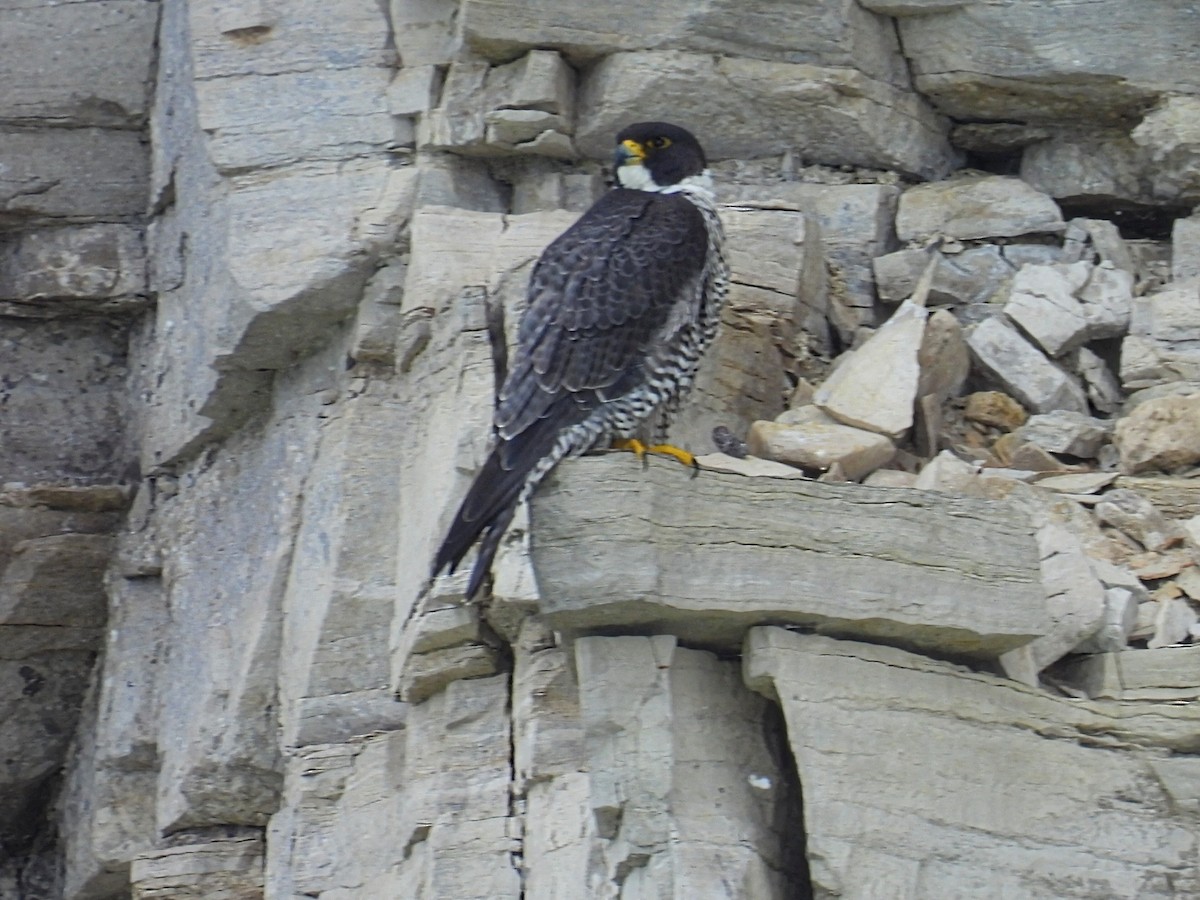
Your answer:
(617, 166), (715, 201)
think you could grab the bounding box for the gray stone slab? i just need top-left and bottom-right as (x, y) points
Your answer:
(967, 316), (1089, 414)
(0, 0), (156, 127)
(0, 127), (147, 224)
(529, 454), (1045, 659)
(744, 628), (1200, 899)
(461, 0), (908, 86)
(896, 175), (1063, 243)
(0, 317), (132, 483)
(576, 51), (957, 179)
(896, 2), (1200, 122)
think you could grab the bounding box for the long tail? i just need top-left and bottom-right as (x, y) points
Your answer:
(432, 449), (531, 600)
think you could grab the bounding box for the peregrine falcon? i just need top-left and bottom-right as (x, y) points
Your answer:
(433, 122), (729, 599)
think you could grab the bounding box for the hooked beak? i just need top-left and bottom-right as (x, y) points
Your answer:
(613, 138), (645, 169)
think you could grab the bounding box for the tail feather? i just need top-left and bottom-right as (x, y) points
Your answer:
(432, 451), (526, 579)
(434, 406), (585, 599)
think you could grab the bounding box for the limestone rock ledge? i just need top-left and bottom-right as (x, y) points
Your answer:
(528, 454), (1045, 660)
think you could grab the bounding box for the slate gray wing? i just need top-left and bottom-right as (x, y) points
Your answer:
(494, 188), (709, 460)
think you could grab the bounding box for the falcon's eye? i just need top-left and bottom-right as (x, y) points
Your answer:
(647, 136), (672, 150)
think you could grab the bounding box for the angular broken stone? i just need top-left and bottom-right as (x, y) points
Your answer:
(1016, 410), (1112, 458)
(1113, 391), (1200, 474)
(963, 390), (1028, 431)
(1002, 262), (1092, 357)
(1131, 95), (1200, 204)
(1074, 587), (1139, 654)
(1120, 279), (1200, 389)
(695, 452), (807, 479)
(895, 175), (1064, 243)
(874, 246), (1015, 311)
(967, 317), (1089, 414)
(1054, 645), (1200, 701)
(1008, 442), (1072, 473)
(917, 309), (970, 402)
(1094, 489), (1184, 552)
(1147, 597), (1199, 650)
(999, 523), (1110, 682)
(748, 409), (895, 481)
(1072, 346), (1124, 415)
(814, 299), (928, 439)
(1078, 263), (1133, 338)
(912, 449), (978, 492)
(1172, 212), (1200, 282)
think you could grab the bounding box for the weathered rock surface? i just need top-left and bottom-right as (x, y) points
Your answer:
(1121, 279), (1200, 389)
(1017, 411), (1112, 459)
(748, 409), (896, 480)
(967, 317), (1089, 414)
(895, 175), (1063, 243)
(814, 299), (928, 438)
(745, 628), (1200, 899)
(530, 455), (1044, 659)
(1113, 391), (1200, 474)
(894, 2), (1200, 122)
(576, 51), (958, 178)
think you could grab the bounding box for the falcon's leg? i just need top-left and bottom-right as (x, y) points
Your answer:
(611, 438), (700, 473)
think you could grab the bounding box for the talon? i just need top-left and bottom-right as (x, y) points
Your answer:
(645, 443), (699, 472)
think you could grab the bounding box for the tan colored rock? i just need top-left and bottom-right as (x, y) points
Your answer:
(963, 390), (1027, 431)
(748, 411), (895, 480)
(814, 300), (928, 438)
(895, 175), (1063, 243)
(131, 831), (264, 899)
(1113, 392), (1200, 474)
(695, 452), (808, 479)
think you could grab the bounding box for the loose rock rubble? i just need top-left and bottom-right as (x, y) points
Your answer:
(737, 174), (1200, 687)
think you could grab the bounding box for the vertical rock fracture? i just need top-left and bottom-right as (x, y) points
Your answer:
(433, 122), (730, 599)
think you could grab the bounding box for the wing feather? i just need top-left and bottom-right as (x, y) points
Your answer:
(498, 188), (708, 439)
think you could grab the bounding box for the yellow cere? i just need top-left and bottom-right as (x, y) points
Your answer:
(621, 138), (646, 161)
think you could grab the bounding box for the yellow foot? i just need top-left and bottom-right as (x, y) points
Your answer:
(611, 438), (700, 475)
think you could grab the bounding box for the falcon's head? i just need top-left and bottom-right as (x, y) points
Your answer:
(613, 122), (709, 193)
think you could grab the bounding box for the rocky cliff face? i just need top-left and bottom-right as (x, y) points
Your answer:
(3, 1), (1200, 897)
